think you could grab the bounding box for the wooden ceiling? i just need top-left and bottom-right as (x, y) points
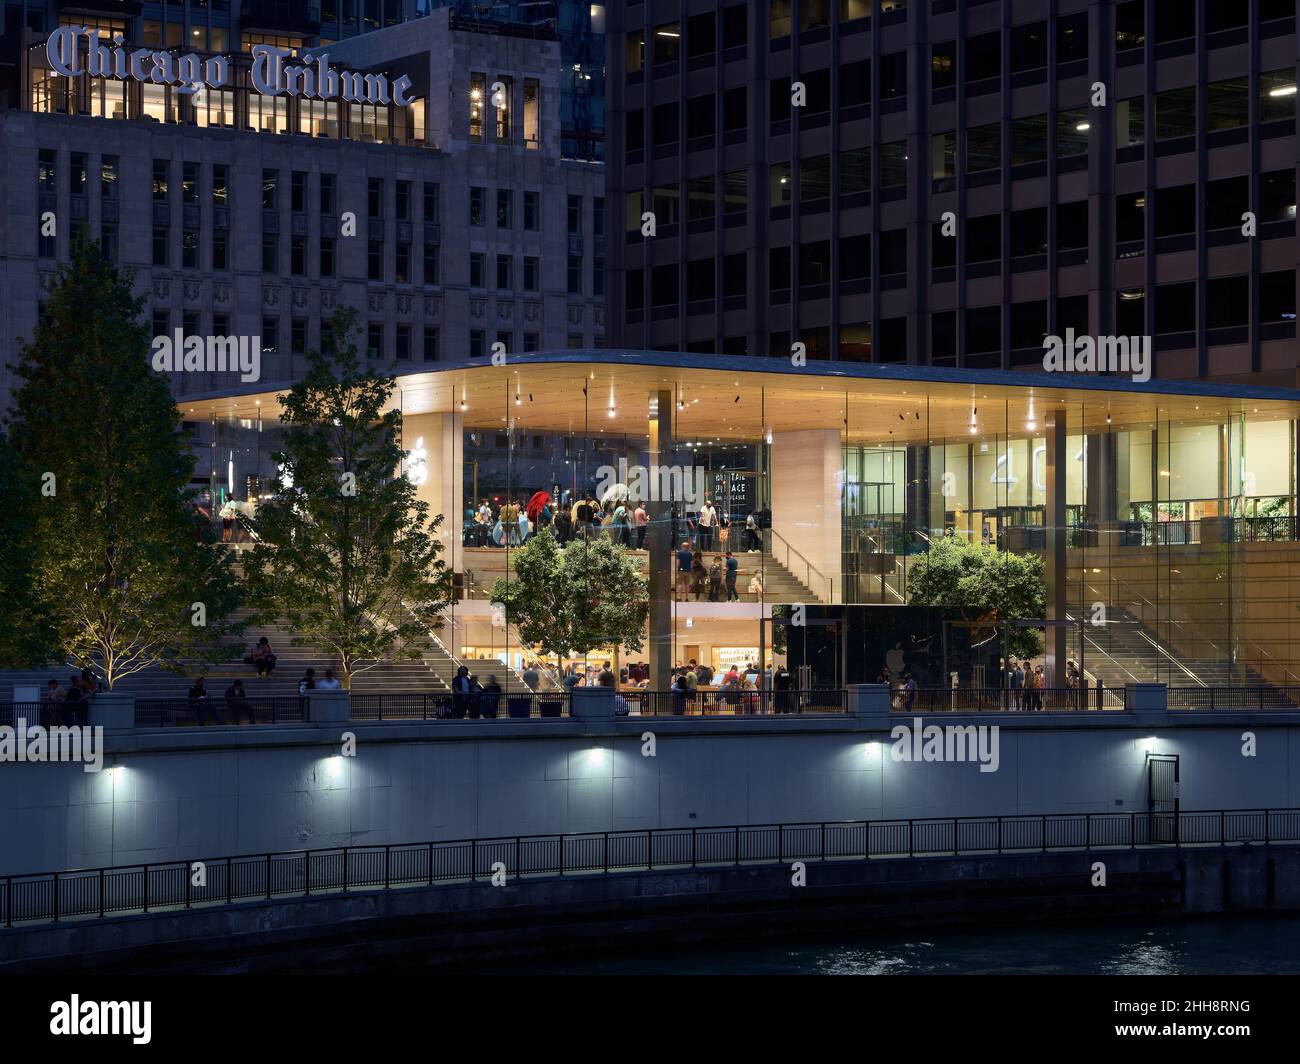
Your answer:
(180, 360), (1300, 445)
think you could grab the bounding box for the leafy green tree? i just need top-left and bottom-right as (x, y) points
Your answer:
(3, 238), (243, 686)
(492, 531), (649, 678)
(907, 537), (1045, 657)
(242, 307), (453, 688)
(0, 432), (57, 667)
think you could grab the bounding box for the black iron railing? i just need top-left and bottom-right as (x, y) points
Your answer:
(0, 702), (77, 728)
(622, 688), (847, 716)
(1167, 687), (1300, 710)
(349, 691), (568, 720)
(906, 687), (1125, 712)
(134, 698), (307, 727)
(4, 806), (1297, 928)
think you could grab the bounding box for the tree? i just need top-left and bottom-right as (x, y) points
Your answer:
(2, 238), (243, 686)
(906, 537), (1046, 657)
(0, 432), (57, 667)
(242, 307), (453, 688)
(492, 531), (649, 677)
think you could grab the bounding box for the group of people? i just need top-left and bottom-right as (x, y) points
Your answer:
(674, 544), (765, 602)
(41, 669), (102, 725)
(1002, 656), (1060, 711)
(876, 667), (919, 710)
(184, 665), (343, 725)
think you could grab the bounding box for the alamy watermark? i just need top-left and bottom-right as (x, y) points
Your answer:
(0, 718), (105, 773)
(151, 329), (261, 383)
(594, 460), (708, 507)
(1042, 329), (1151, 383)
(890, 717), (1000, 773)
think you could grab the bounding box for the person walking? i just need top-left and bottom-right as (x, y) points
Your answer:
(697, 499), (717, 551)
(634, 503), (649, 549)
(724, 552), (739, 601)
(675, 540), (693, 602)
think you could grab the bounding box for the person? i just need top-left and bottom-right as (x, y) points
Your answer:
(79, 668), (101, 699)
(707, 555), (723, 602)
(451, 665), (472, 717)
(1010, 658), (1024, 710)
(697, 499), (717, 550)
(189, 676), (212, 725)
(670, 671), (690, 716)
(684, 660), (699, 692)
(297, 668), (317, 697)
(697, 661), (714, 687)
(553, 505), (573, 545)
(467, 673), (484, 719)
(718, 513), (730, 550)
(610, 498), (629, 547)
(62, 678), (85, 726)
(595, 669), (629, 715)
(690, 550), (707, 600)
(724, 552), (739, 601)
(676, 540), (693, 602)
(219, 499), (237, 543)
(225, 679), (255, 724)
(317, 668), (342, 691)
(747, 573), (764, 597)
(903, 671), (917, 711)
(43, 679), (67, 725)
(481, 676), (502, 717)
(247, 636), (276, 677)
(1033, 665), (1046, 710)
(522, 661), (540, 691)
(745, 511), (760, 552)
(634, 503), (648, 549)
(773, 665), (793, 714)
(574, 496), (594, 541)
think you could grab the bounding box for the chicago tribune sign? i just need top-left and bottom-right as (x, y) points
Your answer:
(45, 26), (416, 107)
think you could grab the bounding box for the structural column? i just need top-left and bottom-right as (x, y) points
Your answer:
(647, 391), (674, 689)
(1044, 410), (1068, 686)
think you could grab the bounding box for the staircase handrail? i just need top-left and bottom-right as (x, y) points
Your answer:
(763, 526), (834, 603)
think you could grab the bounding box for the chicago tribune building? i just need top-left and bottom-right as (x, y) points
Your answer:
(0, 2), (607, 409)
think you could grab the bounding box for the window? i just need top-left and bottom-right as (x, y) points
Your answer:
(724, 87), (747, 131)
(724, 171), (746, 213)
(1011, 207), (1048, 257)
(840, 323), (871, 362)
(1011, 116), (1048, 165)
(799, 240), (831, 286)
(687, 258), (714, 296)
(524, 256), (539, 291)
(800, 156), (831, 202)
(1260, 170), (1296, 224)
(288, 235), (306, 275)
(523, 191), (539, 230)
(320, 173), (336, 215)
(965, 124), (1001, 172)
(1155, 184), (1196, 236)
(593, 258), (604, 298)
(1154, 0), (1194, 43)
(470, 253), (485, 288)
(1057, 109), (1090, 156)
(154, 229), (170, 267)
(965, 307), (1001, 354)
(652, 102), (679, 145)
(1115, 192), (1146, 244)
(652, 186), (679, 226)
(723, 253), (746, 298)
(1057, 201), (1089, 251)
(841, 59), (870, 109)
(1206, 276), (1248, 330)
(38, 150), (56, 195)
(966, 31), (1000, 83)
(594, 198), (604, 237)
(965, 216), (1000, 263)
(625, 269), (644, 312)
(651, 263), (677, 306)
(423, 326), (439, 361)
(494, 75), (513, 141)
(770, 163), (792, 204)
(368, 240), (383, 281)
(568, 195), (582, 234)
(470, 186), (485, 226)
(395, 242), (410, 284)
(878, 55), (905, 101)
(261, 168), (276, 209)
(423, 242), (438, 284)
(181, 162), (198, 205)
(769, 247), (791, 293)
(524, 78), (539, 147)
(687, 177), (715, 219)
(841, 147), (871, 193)
(1205, 176), (1249, 231)
(496, 255), (513, 290)
(212, 231), (228, 271)
(1261, 71), (1298, 124)
(367, 178), (383, 219)
(1155, 87), (1197, 139)
(1116, 1), (1145, 50)
(1116, 97), (1145, 145)
(1011, 21), (1047, 72)
(181, 230), (198, 269)
(770, 78), (791, 125)
(396, 181), (411, 222)
(880, 141), (907, 186)
(523, 332), (539, 353)
(800, 0), (829, 32)
(931, 42), (955, 90)
(879, 231), (907, 276)
(291, 319), (307, 359)
(1056, 12), (1088, 63)
(626, 30), (644, 74)
(395, 324), (411, 361)
(1155, 281), (1196, 334)
(497, 189), (512, 228)
(931, 222), (956, 268)
(770, 0), (791, 38)
(1208, 78), (1249, 130)
(1116, 289), (1146, 336)
(840, 234), (870, 279)
(423, 181), (439, 223)
(470, 330), (485, 358)
(262, 317), (278, 359)
(101, 156), (118, 199)
(291, 171), (306, 212)
(567, 256), (582, 294)
(153, 159), (170, 201)
(687, 94), (716, 139)
(653, 22), (681, 65)
(723, 5), (747, 49)
(470, 72), (486, 140)
(319, 236), (335, 278)
(367, 323), (384, 359)
(1011, 301), (1048, 350)
(1260, 270), (1297, 323)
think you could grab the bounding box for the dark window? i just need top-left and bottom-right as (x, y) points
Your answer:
(687, 11), (715, 56)
(931, 222), (956, 268)
(965, 215), (1000, 263)
(723, 87), (747, 130)
(1010, 207), (1048, 257)
(212, 164), (228, 205)
(497, 254), (512, 290)
(154, 160), (170, 201)
(320, 174), (336, 215)
(652, 102), (679, 145)
(367, 178), (383, 219)
(291, 236), (307, 275)
(423, 182), (439, 223)
(1116, 1), (1145, 50)
(1155, 184), (1196, 237)
(1260, 270), (1296, 322)
(799, 240), (831, 286)
(842, 59), (871, 108)
(1116, 289), (1146, 335)
(1116, 192), (1146, 243)
(395, 324), (411, 361)
(965, 307), (1001, 354)
(1011, 21), (1047, 72)
(931, 42), (955, 90)
(212, 231), (228, 270)
(1206, 176), (1249, 230)
(687, 258), (714, 294)
(1154, 0), (1195, 43)
(1206, 276), (1248, 329)
(1056, 13), (1089, 63)
(687, 94), (716, 139)
(878, 53), (906, 101)
(182, 162), (198, 206)
(723, 253), (746, 297)
(840, 234), (870, 280)
(1057, 294), (1089, 336)
(1011, 301), (1048, 350)
(723, 5), (747, 49)
(524, 190), (540, 230)
(1057, 201), (1089, 251)
(966, 31), (1000, 83)
(291, 171), (306, 212)
(651, 263), (677, 306)
(367, 323), (383, 359)
(470, 253), (485, 288)
(261, 168), (276, 209)
(395, 243), (410, 284)
(497, 189), (512, 228)
(879, 230), (907, 275)
(1260, 170), (1296, 224)
(769, 246), (791, 292)
(153, 228), (170, 266)
(568, 195), (582, 234)
(422, 242), (438, 284)
(625, 269), (644, 311)
(469, 187), (485, 226)
(1155, 281), (1196, 334)
(770, 78), (791, 124)
(423, 327), (439, 361)
(396, 181), (411, 222)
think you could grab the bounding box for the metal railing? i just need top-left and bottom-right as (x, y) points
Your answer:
(134, 698), (307, 727)
(0, 702), (79, 728)
(906, 687), (1125, 712)
(1167, 686), (1300, 710)
(349, 691), (568, 720)
(622, 688), (847, 716)
(762, 527), (834, 603)
(4, 806), (1298, 929)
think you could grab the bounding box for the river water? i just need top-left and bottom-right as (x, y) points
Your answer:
(488, 913), (1300, 975)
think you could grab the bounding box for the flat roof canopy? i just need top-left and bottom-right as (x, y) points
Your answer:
(178, 351), (1300, 445)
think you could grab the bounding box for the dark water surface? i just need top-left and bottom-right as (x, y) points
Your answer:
(486, 913), (1300, 975)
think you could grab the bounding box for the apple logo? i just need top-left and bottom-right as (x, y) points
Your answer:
(885, 642), (905, 674)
